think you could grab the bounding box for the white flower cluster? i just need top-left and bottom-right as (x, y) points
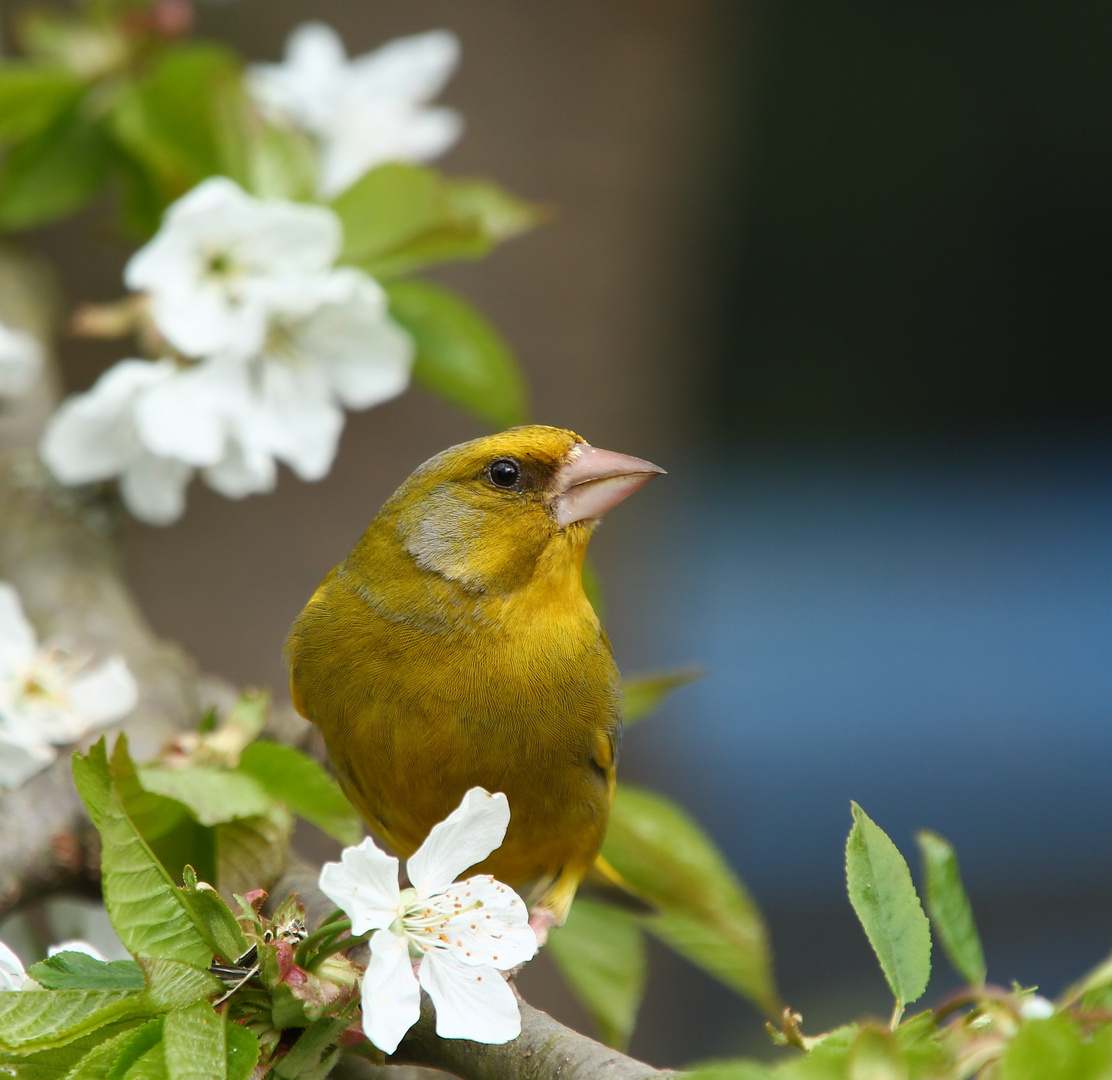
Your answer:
(320, 787), (537, 1053)
(41, 178), (414, 525)
(0, 318), (43, 401)
(249, 23), (462, 198)
(0, 582), (137, 790)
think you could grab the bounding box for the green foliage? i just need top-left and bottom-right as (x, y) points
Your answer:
(916, 830), (986, 987)
(622, 666), (704, 725)
(388, 278), (530, 428)
(72, 738), (214, 969)
(603, 784), (780, 1017)
(845, 802), (931, 1017)
(238, 741), (362, 846)
(547, 898), (647, 1049)
(27, 952), (145, 991)
(333, 162), (543, 278)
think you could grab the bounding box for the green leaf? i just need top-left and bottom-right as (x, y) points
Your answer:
(387, 279), (529, 428)
(135, 958), (222, 1012)
(214, 807), (294, 898)
(177, 870), (248, 965)
(1000, 1015), (1092, 1080)
(271, 1013), (350, 1080)
(0, 101), (116, 229)
(0, 64), (84, 142)
(0, 1020), (144, 1079)
(581, 558), (605, 620)
(916, 830), (986, 987)
(107, 45), (248, 214)
(237, 741), (361, 845)
(137, 767), (274, 827)
(333, 163), (443, 264)
(0, 990), (139, 1051)
(163, 1001), (228, 1080)
(845, 802), (931, 1012)
(27, 952), (145, 991)
(622, 666), (704, 725)
(602, 784), (779, 1016)
(246, 122), (318, 202)
(333, 165), (543, 278)
(97, 1018), (164, 1080)
(547, 898), (647, 1049)
(71, 739), (213, 969)
(224, 1021), (260, 1080)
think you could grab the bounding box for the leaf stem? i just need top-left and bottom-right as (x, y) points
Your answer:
(890, 1001), (905, 1030)
(294, 912), (351, 967)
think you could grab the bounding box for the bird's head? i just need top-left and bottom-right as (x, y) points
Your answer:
(368, 425), (664, 597)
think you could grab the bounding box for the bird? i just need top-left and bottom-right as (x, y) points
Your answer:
(285, 425), (664, 941)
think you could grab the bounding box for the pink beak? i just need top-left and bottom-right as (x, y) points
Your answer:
(550, 444), (665, 528)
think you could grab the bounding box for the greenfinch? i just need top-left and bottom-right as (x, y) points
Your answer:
(285, 425), (663, 937)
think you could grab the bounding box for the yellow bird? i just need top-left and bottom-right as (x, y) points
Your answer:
(285, 425), (663, 939)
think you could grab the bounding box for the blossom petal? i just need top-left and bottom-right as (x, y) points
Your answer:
(318, 836), (401, 935)
(0, 582), (37, 673)
(0, 941), (28, 990)
(133, 364), (242, 467)
(248, 22), (349, 134)
(419, 951), (521, 1044)
(202, 435), (277, 500)
(361, 929), (421, 1054)
(346, 30), (460, 104)
(407, 788), (510, 897)
(119, 456), (193, 526)
(39, 360), (174, 485)
(68, 657), (138, 729)
(440, 876), (537, 969)
(0, 726), (55, 791)
(257, 364), (344, 482)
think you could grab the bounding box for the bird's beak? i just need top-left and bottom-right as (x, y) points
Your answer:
(551, 444), (666, 528)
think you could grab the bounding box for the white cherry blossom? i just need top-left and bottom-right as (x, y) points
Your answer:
(39, 359), (194, 526)
(0, 319), (43, 400)
(319, 788), (537, 1054)
(249, 23), (462, 197)
(0, 582), (137, 791)
(124, 177), (342, 360)
(0, 941), (29, 991)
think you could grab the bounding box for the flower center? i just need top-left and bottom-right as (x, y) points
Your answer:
(398, 887), (484, 957)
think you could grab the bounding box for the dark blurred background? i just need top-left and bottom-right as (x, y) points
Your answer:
(18, 0), (1112, 1067)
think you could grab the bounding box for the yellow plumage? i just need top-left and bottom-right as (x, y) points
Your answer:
(285, 425), (661, 926)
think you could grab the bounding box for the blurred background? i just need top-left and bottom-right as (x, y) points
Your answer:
(13, 0), (1112, 1067)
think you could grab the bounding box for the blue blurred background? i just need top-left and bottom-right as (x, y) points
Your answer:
(20, 0), (1112, 1067)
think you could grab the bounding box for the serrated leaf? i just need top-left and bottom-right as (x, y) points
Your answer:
(0, 63), (84, 142)
(602, 784), (779, 1016)
(0, 101), (116, 229)
(97, 1018), (164, 1080)
(0, 990), (139, 1051)
(846, 803), (931, 1010)
(135, 958), (222, 1012)
(214, 807), (294, 898)
(163, 1001), (227, 1080)
(0, 1020), (144, 1079)
(71, 739), (213, 969)
(27, 952), (145, 991)
(387, 279), (528, 428)
(177, 875), (248, 965)
(224, 1022), (260, 1080)
(547, 898), (647, 1049)
(237, 741), (361, 845)
(622, 666), (704, 725)
(916, 830), (985, 987)
(137, 767), (273, 827)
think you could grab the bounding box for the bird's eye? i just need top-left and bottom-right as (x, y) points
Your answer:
(488, 458), (521, 489)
